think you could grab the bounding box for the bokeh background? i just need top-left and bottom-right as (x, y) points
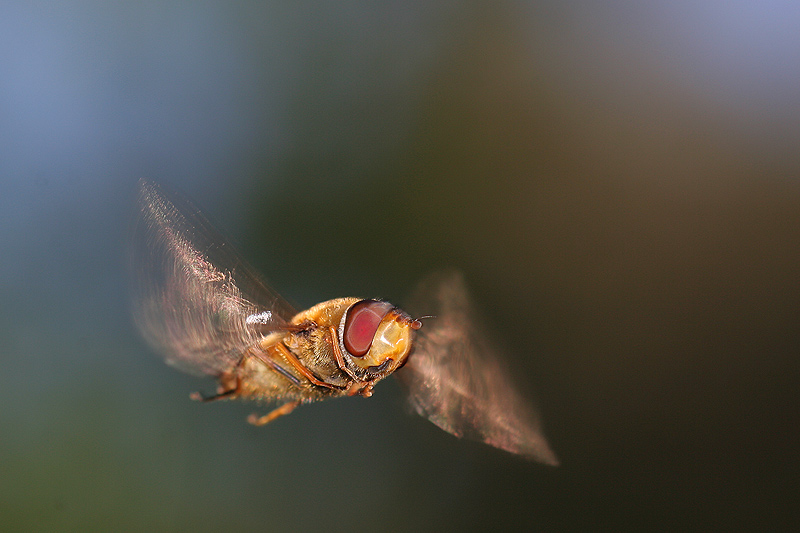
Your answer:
(2, 1), (798, 530)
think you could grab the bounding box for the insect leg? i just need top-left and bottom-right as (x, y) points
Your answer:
(248, 346), (302, 387)
(190, 389), (238, 402)
(189, 365), (242, 402)
(328, 326), (360, 381)
(266, 342), (344, 390)
(187, 342), (289, 402)
(247, 400), (301, 426)
(328, 326), (374, 396)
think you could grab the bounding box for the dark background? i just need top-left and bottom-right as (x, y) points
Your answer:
(1, 2), (798, 530)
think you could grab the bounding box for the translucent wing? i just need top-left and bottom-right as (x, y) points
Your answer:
(398, 271), (559, 465)
(131, 179), (296, 376)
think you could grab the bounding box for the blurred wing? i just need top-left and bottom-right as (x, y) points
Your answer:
(131, 179), (296, 376)
(398, 271), (558, 465)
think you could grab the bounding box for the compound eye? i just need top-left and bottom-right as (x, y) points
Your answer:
(343, 300), (394, 357)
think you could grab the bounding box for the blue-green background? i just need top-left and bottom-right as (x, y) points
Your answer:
(2, 2), (798, 530)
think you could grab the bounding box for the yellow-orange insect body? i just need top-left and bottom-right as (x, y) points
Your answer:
(212, 297), (419, 424)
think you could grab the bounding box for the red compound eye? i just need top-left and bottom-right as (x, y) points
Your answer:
(343, 300), (394, 357)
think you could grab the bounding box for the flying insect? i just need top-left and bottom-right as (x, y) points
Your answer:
(132, 179), (558, 464)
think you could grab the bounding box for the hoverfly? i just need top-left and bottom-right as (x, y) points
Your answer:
(132, 179), (558, 464)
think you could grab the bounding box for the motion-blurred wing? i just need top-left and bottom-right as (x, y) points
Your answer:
(398, 271), (558, 465)
(132, 179), (296, 376)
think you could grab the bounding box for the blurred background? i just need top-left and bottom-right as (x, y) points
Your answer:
(1, 1), (798, 530)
